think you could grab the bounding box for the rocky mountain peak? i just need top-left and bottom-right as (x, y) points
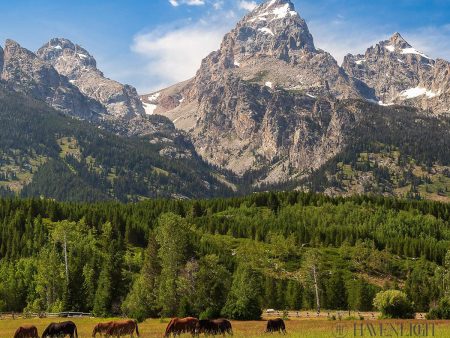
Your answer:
(42, 38), (96, 69)
(37, 38), (97, 79)
(388, 32), (411, 49)
(234, 0), (315, 59)
(4, 39), (34, 59)
(36, 37), (145, 120)
(1, 38), (105, 119)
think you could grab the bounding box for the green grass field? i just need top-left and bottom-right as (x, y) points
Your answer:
(1, 317), (449, 338)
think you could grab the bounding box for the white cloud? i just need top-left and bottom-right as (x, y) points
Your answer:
(169, 0), (206, 6)
(238, 0), (257, 11)
(132, 21), (228, 92)
(213, 0), (224, 10)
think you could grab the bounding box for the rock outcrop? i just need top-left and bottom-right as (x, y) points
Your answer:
(143, 0), (369, 182)
(343, 32), (450, 115)
(37, 38), (145, 121)
(1, 39), (105, 119)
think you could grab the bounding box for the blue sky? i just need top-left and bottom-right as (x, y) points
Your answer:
(1, 0), (450, 93)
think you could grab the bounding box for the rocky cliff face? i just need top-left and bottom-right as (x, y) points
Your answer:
(37, 38), (145, 120)
(145, 0), (369, 182)
(343, 33), (450, 115)
(1, 39), (105, 120)
(0, 38), (181, 144)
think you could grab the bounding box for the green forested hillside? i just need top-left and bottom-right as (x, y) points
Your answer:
(0, 86), (233, 201)
(0, 192), (448, 319)
(260, 101), (450, 203)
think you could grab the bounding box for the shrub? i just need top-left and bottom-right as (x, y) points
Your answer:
(373, 290), (414, 319)
(427, 297), (450, 319)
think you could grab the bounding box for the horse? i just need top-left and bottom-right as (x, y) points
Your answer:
(104, 320), (139, 338)
(265, 318), (286, 334)
(196, 319), (233, 336)
(92, 322), (113, 337)
(164, 317), (199, 337)
(13, 325), (39, 338)
(42, 321), (78, 338)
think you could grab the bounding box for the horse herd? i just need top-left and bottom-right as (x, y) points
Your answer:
(13, 317), (287, 338)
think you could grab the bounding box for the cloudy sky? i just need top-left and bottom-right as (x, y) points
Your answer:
(1, 0), (450, 93)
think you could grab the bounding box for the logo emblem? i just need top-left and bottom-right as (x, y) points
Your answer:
(332, 323), (348, 338)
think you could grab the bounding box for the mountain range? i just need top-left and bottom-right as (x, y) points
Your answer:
(0, 0), (449, 202)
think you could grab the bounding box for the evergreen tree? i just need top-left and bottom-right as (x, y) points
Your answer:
(222, 264), (263, 320)
(156, 213), (191, 317)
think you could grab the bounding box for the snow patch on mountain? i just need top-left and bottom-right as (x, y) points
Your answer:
(401, 48), (430, 59)
(143, 102), (157, 115)
(400, 87), (438, 99)
(148, 92), (160, 102)
(258, 27), (275, 36)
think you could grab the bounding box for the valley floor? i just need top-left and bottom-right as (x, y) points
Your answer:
(0, 316), (449, 338)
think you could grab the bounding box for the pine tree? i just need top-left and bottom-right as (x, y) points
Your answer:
(156, 213), (191, 317)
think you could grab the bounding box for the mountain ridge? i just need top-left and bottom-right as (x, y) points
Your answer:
(0, 0), (448, 202)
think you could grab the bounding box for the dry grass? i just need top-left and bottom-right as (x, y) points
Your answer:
(0, 317), (449, 338)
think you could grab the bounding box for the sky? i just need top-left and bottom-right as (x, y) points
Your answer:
(1, 0), (450, 93)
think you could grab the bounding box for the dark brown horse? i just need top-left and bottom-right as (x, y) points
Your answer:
(14, 325), (39, 338)
(196, 319), (233, 336)
(164, 317), (199, 337)
(42, 321), (78, 338)
(105, 320), (139, 338)
(265, 318), (286, 334)
(92, 322), (113, 337)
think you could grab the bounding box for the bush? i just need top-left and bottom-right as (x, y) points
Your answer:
(427, 297), (450, 319)
(373, 290), (414, 319)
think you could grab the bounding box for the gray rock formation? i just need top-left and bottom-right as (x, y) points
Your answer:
(1, 39), (105, 119)
(343, 32), (450, 115)
(37, 38), (145, 121)
(144, 0), (369, 182)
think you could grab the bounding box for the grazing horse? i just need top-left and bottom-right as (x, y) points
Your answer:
(105, 320), (139, 338)
(14, 325), (39, 338)
(265, 318), (286, 334)
(196, 319), (233, 336)
(92, 322), (113, 337)
(164, 317), (199, 337)
(42, 321), (78, 338)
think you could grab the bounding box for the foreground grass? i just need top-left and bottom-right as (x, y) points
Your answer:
(0, 317), (449, 337)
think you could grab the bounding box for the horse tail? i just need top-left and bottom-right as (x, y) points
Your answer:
(74, 325), (78, 338)
(134, 320), (140, 337)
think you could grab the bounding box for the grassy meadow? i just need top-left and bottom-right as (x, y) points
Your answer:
(0, 317), (450, 338)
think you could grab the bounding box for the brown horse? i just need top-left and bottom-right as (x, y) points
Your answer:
(105, 320), (139, 338)
(265, 318), (286, 334)
(14, 325), (39, 338)
(164, 317), (199, 337)
(196, 319), (233, 336)
(42, 321), (78, 338)
(92, 322), (113, 337)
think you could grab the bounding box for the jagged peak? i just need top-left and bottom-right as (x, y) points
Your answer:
(246, 0), (298, 22)
(37, 38), (97, 68)
(3, 39), (38, 60)
(387, 32), (411, 49)
(378, 32), (431, 59)
(4, 39), (24, 50)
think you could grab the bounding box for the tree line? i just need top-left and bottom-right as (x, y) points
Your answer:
(0, 192), (449, 320)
